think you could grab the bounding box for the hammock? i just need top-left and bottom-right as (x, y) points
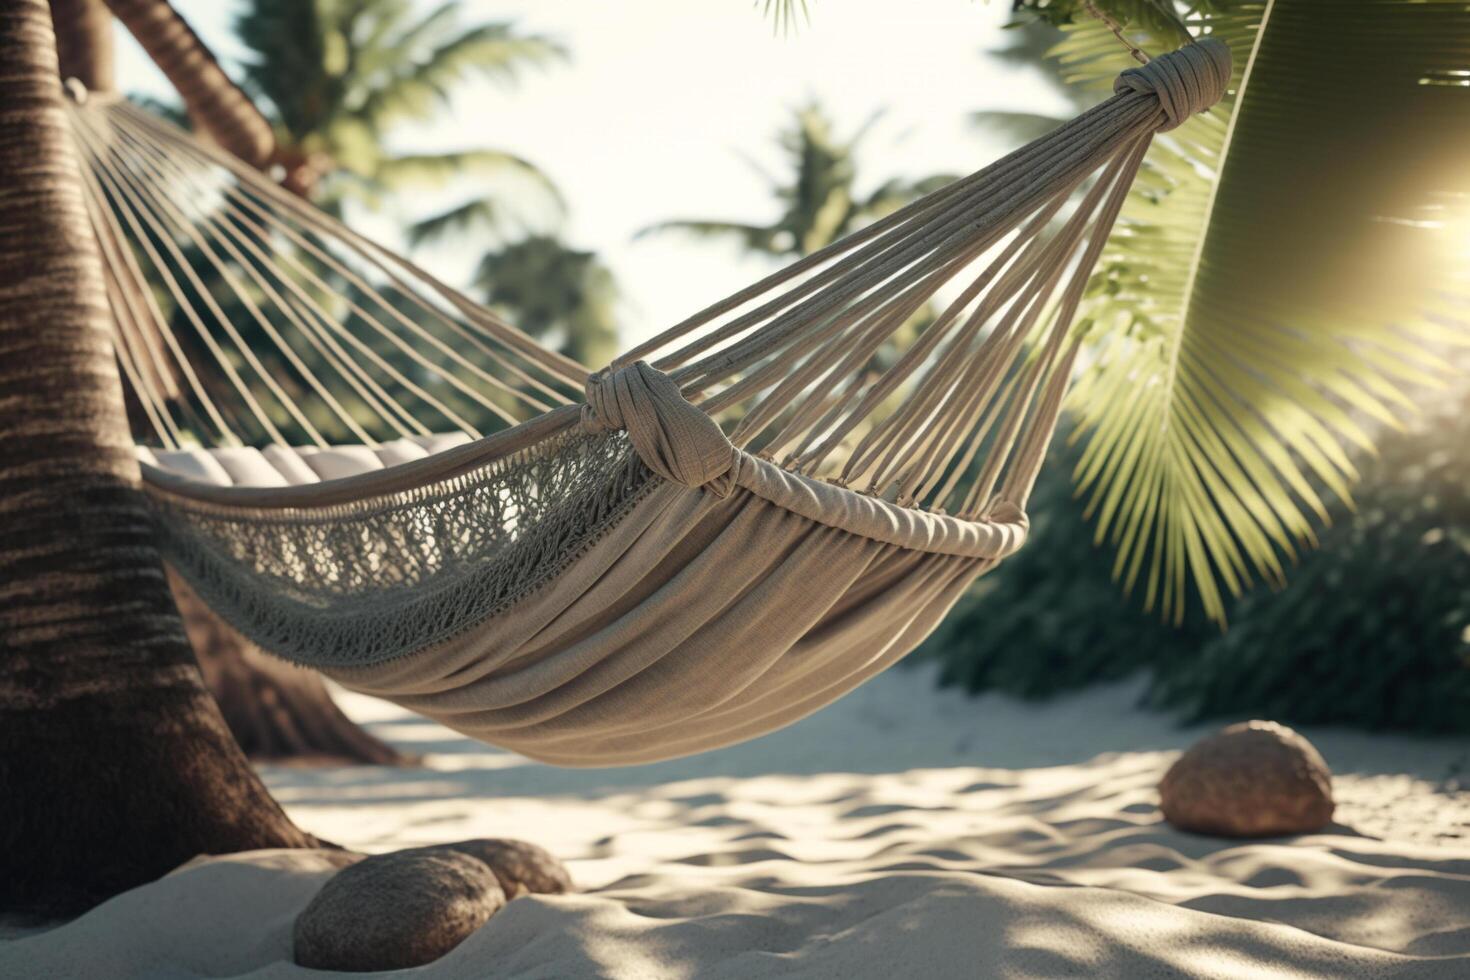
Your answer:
(66, 40), (1230, 766)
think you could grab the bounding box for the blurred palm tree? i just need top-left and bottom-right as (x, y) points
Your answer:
(640, 103), (953, 258)
(472, 235), (620, 369)
(234, 0), (565, 236)
(639, 101), (955, 420)
(231, 3), (623, 373)
(970, 18), (1085, 145)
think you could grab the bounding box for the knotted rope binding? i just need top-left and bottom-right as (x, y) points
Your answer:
(583, 361), (738, 495)
(1115, 37), (1232, 132)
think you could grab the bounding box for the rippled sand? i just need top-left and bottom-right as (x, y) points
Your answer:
(6, 668), (1468, 978)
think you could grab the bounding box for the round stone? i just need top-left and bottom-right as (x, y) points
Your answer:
(293, 848), (505, 972)
(430, 838), (574, 899)
(1160, 720), (1334, 838)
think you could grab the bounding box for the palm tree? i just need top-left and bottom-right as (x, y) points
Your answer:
(642, 103), (953, 258)
(0, 0), (315, 916)
(51, 0), (112, 90)
(472, 235), (621, 370)
(232, 0), (565, 235)
(641, 102), (952, 398)
(1020, 0), (1470, 623)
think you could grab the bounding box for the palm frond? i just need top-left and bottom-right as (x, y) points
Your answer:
(406, 198), (508, 248)
(359, 24), (566, 130)
(635, 219), (778, 254)
(1059, 1), (1470, 623)
(1015, 0), (1192, 45)
(756, 0), (811, 36)
(376, 150), (564, 207)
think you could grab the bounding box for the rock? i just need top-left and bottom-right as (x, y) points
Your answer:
(1160, 720), (1334, 837)
(291, 838), (573, 972)
(293, 848), (505, 972)
(430, 838), (574, 898)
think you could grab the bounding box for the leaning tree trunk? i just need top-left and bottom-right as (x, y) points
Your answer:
(103, 0), (322, 192)
(49, 0), (411, 766)
(0, 0), (317, 917)
(102, 0), (275, 168)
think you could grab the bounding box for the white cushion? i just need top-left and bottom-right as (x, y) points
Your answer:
(151, 449), (232, 486)
(141, 434), (471, 487)
(210, 447), (290, 488)
(301, 446), (385, 481)
(412, 433), (473, 455)
(261, 446), (321, 485)
(374, 438), (431, 468)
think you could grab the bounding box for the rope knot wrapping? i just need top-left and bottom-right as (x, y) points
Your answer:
(583, 361), (738, 496)
(1115, 37), (1232, 132)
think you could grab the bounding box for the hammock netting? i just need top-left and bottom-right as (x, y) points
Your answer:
(66, 39), (1231, 765)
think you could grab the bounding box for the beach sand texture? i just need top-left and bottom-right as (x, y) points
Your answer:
(5, 668), (1468, 978)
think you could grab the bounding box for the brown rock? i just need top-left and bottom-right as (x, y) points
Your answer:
(1160, 720), (1334, 837)
(293, 848), (505, 972)
(430, 838), (574, 898)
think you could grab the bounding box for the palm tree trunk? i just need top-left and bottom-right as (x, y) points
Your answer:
(0, 0), (316, 917)
(45, 0), (409, 766)
(102, 0), (275, 168)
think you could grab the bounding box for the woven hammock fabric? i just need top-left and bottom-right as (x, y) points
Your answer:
(78, 40), (1231, 765)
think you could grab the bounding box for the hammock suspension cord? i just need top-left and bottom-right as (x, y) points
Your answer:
(72, 37), (1229, 523)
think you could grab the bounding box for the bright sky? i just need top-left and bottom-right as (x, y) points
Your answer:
(112, 1), (1070, 350)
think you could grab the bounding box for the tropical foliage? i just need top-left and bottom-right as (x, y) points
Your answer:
(924, 377), (1470, 734)
(970, 18), (1086, 145)
(233, 0), (565, 234)
(474, 235), (621, 369)
(1015, 0), (1195, 43)
(1026, 1), (1469, 622)
(1146, 380), (1470, 732)
(640, 103), (952, 258)
(922, 428), (1212, 700)
(117, 2), (624, 445)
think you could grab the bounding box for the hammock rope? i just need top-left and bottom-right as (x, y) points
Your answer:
(67, 38), (1231, 765)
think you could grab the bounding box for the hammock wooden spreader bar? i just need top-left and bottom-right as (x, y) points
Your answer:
(71, 39), (1231, 766)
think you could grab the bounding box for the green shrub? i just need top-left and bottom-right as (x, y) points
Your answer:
(921, 432), (1212, 700)
(923, 395), (1470, 734)
(1145, 393), (1470, 733)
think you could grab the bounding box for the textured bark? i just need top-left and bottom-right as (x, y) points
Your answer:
(0, 0), (314, 917)
(45, 0), (401, 764)
(102, 0), (275, 167)
(170, 571), (413, 766)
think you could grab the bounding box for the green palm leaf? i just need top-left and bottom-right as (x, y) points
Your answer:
(634, 220), (779, 254)
(756, 0), (811, 36)
(357, 23), (566, 131)
(641, 104), (946, 259)
(378, 150), (565, 234)
(406, 199), (507, 248)
(1060, 0), (1470, 623)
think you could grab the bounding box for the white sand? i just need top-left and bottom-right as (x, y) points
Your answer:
(6, 666), (1470, 977)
